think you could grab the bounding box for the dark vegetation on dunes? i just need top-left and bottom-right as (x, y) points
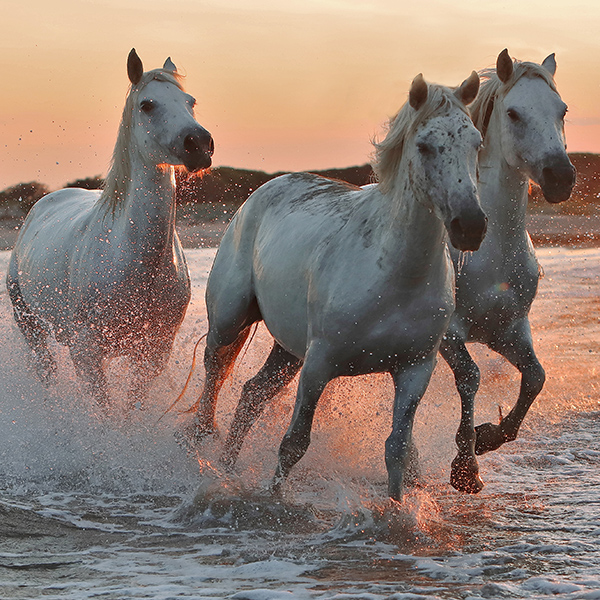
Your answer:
(0, 154), (598, 248)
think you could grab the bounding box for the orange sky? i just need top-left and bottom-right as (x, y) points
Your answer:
(1, 0), (599, 191)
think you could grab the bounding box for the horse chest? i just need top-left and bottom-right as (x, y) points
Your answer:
(71, 259), (190, 348)
(318, 284), (454, 375)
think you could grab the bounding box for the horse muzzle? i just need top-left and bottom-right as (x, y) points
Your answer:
(180, 129), (214, 172)
(447, 208), (488, 252)
(538, 157), (576, 204)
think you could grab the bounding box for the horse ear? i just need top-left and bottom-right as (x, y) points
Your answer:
(455, 71), (480, 106)
(409, 73), (428, 111)
(127, 48), (144, 85)
(163, 57), (177, 73)
(496, 48), (513, 84)
(541, 53), (557, 76)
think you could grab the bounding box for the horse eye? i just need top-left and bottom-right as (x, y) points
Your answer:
(140, 100), (154, 114)
(506, 108), (520, 123)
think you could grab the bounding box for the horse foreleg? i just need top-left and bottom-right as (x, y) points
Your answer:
(128, 344), (173, 411)
(69, 338), (110, 409)
(440, 335), (484, 494)
(271, 344), (332, 496)
(222, 343), (302, 470)
(184, 326), (252, 446)
(386, 357), (436, 501)
(475, 318), (545, 455)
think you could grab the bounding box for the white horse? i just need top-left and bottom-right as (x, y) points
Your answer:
(443, 49), (576, 494)
(183, 72), (486, 501)
(7, 49), (214, 410)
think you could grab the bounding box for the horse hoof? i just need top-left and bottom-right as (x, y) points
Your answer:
(474, 422), (507, 455)
(450, 455), (484, 494)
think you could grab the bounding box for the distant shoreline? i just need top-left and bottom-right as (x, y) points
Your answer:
(1, 214), (599, 252)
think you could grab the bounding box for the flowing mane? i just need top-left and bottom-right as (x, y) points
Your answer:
(372, 85), (470, 195)
(470, 59), (558, 140)
(100, 68), (185, 213)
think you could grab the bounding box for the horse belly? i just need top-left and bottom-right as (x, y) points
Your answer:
(14, 192), (98, 332)
(252, 258), (311, 359)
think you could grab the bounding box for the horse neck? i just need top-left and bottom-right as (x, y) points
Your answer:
(106, 149), (178, 260)
(374, 176), (448, 280)
(478, 120), (530, 245)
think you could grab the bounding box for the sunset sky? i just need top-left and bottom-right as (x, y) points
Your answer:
(1, 0), (599, 191)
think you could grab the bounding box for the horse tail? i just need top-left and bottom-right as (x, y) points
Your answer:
(155, 331), (208, 424)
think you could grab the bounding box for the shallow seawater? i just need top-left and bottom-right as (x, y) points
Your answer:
(0, 248), (599, 600)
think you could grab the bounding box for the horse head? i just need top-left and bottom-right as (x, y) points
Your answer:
(408, 72), (487, 251)
(486, 49), (575, 204)
(126, 48), (214, 173)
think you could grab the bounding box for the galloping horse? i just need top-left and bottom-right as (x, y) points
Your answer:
(7, 49), (214, 410)
(444, 50), (576, 494)
(184, 72), (486, 501)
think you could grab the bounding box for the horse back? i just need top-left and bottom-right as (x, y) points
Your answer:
(206, 173), (363, 355)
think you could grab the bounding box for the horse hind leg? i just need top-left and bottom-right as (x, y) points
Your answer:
(475, 318), (545, 455)
(221, 342), (302, 470)
(440, 335), (484, 494)
(183, 324), (254, 447)
(7, 270), (57, 384)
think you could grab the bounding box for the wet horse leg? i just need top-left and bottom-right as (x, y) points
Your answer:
(475, 318), (545, 455)
(440, 335), (484, 494)
(69, 333), (110, 409)
(221, 342), (302, 470)
(128, 339), (174, 411)
(386, 357), (436, 501)
(184, 326), (253, 445)
(271, 343), (333, 495)
(6, 268), (57, 384)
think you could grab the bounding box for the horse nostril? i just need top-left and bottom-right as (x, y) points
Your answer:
(542, 167), (557, 187)
(184, 134), (201, 154)
(541, 161), (576, 203)
(181, 130), (214, 172)
(184, 133), (214, 156)
(543, 162), (576, 187)
(449, 209), (487, 251)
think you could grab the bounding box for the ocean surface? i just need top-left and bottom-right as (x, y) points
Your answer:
(0, 247), (598, 600)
